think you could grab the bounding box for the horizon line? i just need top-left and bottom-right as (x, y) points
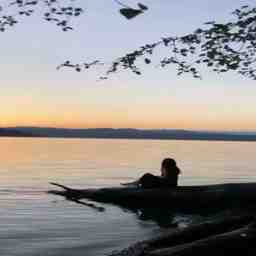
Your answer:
(2, 126), (256, 133)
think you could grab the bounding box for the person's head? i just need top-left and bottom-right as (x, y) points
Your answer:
(161, 158), (180, 177)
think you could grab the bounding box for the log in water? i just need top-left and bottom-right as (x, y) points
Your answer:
(49, 182), (256, 210)
(108, 214), (256, 256)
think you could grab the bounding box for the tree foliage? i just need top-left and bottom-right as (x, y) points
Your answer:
(0, 0), (83, 32)
(61, 5), (256, 80)
(1, 1), (256, 80)
(0, 0), (147, 32)
(113, 5), (256, 80)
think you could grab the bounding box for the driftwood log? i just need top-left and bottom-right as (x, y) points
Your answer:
(108, 214), (255, 256)
(148, 223), (256, 256)
(48, 183), (256, 256)
(49, 182), (105, 212)
(49, 182), (256, 210)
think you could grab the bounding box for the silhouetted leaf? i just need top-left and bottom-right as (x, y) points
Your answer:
(119, 8), (142, 19)
(144, 58), (151, 64)
(137, 3), (148, 10)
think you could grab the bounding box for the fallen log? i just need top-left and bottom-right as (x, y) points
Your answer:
(49, 182), (256, 210)
(145, 214), (254, 249)
(148, 223), (256, 256)
(49, 183), (256, 256)
(50, 182), (105, 212)
(108, 214), (254, 256)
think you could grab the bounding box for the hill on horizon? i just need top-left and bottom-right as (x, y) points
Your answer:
(0, 128), (31, 137)
(1, 126), (256, 142)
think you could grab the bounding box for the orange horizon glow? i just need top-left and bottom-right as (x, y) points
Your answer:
(2, 116), (256, 132)
(1, 100), (256, 131)
(2, 78), (256, 132)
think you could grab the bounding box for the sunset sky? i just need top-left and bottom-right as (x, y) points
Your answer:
(1, 0), (256, 131)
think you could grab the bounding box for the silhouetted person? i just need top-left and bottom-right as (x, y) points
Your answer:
(123, 158), (181, 189)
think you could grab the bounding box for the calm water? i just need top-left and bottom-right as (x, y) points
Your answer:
(0, 138), (256, 256)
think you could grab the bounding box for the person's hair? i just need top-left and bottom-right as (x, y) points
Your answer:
(161, 158), (181, 175)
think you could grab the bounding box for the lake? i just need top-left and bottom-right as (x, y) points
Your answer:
(0, 137), (256, 256)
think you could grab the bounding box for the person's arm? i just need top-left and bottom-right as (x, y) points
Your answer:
(121, 180), (140, 187)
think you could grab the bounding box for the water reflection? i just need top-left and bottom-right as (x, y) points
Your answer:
(1, 138), (256, 256)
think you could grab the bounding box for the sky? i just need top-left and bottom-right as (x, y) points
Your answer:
(0, 0), (256, 131)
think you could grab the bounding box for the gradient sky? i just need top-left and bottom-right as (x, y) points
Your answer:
(1, 0), (256, 131)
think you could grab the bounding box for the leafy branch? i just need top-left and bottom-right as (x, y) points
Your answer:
(0, 0), (84, 32)
(0, 0), (148, 32)
(1, 1), (255, 80)
(61, 5), (256, 80)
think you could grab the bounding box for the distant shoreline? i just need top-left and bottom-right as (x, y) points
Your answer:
(1, 127), (256, 142)
(1, 136), (256, 142)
